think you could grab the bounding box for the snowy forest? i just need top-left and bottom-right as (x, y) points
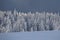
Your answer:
(0, 10), (60, 33)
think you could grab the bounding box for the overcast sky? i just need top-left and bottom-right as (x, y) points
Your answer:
(0, 0), (60, 12)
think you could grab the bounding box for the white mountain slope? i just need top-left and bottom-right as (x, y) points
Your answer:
(0, 31), (60, 40)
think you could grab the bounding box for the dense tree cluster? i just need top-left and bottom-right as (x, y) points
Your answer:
(0, 10), (60, 33)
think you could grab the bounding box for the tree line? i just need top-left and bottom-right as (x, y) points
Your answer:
(0, 10), (60, 33)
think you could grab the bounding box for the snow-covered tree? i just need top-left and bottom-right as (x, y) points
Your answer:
(0, 10), (60, 33)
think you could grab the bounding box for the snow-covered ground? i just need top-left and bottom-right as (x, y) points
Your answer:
(0, 31), (60, 40)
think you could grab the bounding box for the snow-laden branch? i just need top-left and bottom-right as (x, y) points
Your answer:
(0, 10), (60, 33)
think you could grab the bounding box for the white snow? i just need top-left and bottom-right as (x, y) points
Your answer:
(0, 10), (60, 33)
(0, 31), (60, 40)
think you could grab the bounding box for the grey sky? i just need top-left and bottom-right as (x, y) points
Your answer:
(0, 0), (60, 12)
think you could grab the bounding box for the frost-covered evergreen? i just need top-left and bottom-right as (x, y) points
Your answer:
(0, 10), (60, 33)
